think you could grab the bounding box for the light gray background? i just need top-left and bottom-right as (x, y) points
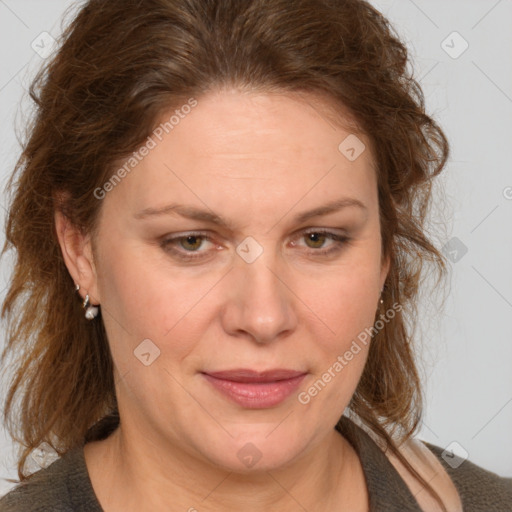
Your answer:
(1, 0), (511, 497)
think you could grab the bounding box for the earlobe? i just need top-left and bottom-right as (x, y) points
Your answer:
(54, 210), (100, 304)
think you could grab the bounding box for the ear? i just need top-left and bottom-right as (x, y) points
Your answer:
(54, 210), (100, 306)
(379, 252), (391, 292)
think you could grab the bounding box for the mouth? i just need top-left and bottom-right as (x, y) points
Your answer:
(201, 369), (307, 409)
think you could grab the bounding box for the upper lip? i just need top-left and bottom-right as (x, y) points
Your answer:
(202, 369), (307, 383)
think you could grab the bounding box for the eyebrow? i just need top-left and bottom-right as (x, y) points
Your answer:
(133, 197), (367, 229)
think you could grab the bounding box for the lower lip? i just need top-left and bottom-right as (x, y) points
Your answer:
(202, 373), (307, 409)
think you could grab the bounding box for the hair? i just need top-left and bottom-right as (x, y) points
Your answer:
(1, 0), (449, 508)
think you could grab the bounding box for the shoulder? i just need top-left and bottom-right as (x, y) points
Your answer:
(338, 416), (511, 511)
(384, 435), (512, 512)
(0, 455), (72, 512)
(424, 441), (512, 512)
(0, 446), (101, 512)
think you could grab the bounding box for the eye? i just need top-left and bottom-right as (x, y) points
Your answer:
(174, 234), (208, 252)
(160, 232), (217, 261)
(292, 229), (350, 256)
(160, 229), (350, 262)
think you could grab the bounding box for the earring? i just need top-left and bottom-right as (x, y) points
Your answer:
(83, 294), (99, 320)
(379, 286), (384, 305)
(75, 284), (99, 320)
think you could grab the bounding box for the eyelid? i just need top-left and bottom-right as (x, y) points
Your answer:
(159, 231), (217, 250)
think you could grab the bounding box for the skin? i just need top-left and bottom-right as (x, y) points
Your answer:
(56, 88), (390, 511)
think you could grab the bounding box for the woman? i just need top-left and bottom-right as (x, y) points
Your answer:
(0, 0), (510, 510)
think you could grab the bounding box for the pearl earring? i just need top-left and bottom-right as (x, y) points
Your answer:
(75, 284), (99, 320)
(83, 294), (99, 320)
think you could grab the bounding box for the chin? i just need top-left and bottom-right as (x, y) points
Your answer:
(196, 429), (310, 474)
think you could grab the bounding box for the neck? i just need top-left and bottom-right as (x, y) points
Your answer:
(84, 421), (368, 511)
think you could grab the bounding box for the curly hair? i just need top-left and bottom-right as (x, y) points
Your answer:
(1, 0), (449, 507)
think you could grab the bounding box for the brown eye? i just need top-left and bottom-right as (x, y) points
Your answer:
(304, 232), (328, 249)
(178, 235), (205, 251)
(160, 232), (217, 261)
(292, 230), (350, 257)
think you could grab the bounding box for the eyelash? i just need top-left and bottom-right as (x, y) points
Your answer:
(159, 229), (350, 262)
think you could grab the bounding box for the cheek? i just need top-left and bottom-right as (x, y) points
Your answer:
(304, 260), (381, 350)
(93, 242), (167, 367)
(95, 242), (216, 369)
(96, 251), (159, 330)
(297, 272), (379, 415)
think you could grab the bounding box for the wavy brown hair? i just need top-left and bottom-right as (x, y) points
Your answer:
(1, 0), (449, 508)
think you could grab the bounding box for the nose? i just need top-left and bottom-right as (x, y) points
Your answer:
(220, 251), (298, 344)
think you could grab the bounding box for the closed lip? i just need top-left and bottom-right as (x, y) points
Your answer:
(201, 369), (307, 383)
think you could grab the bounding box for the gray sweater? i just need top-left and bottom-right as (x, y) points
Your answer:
(1, 416), (511, 511)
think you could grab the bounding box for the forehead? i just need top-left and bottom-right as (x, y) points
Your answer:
(102, 89), (378, 227)
(164, 88), (367, 158)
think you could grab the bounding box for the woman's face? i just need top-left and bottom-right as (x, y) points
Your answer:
(86, 89), (389, 471)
